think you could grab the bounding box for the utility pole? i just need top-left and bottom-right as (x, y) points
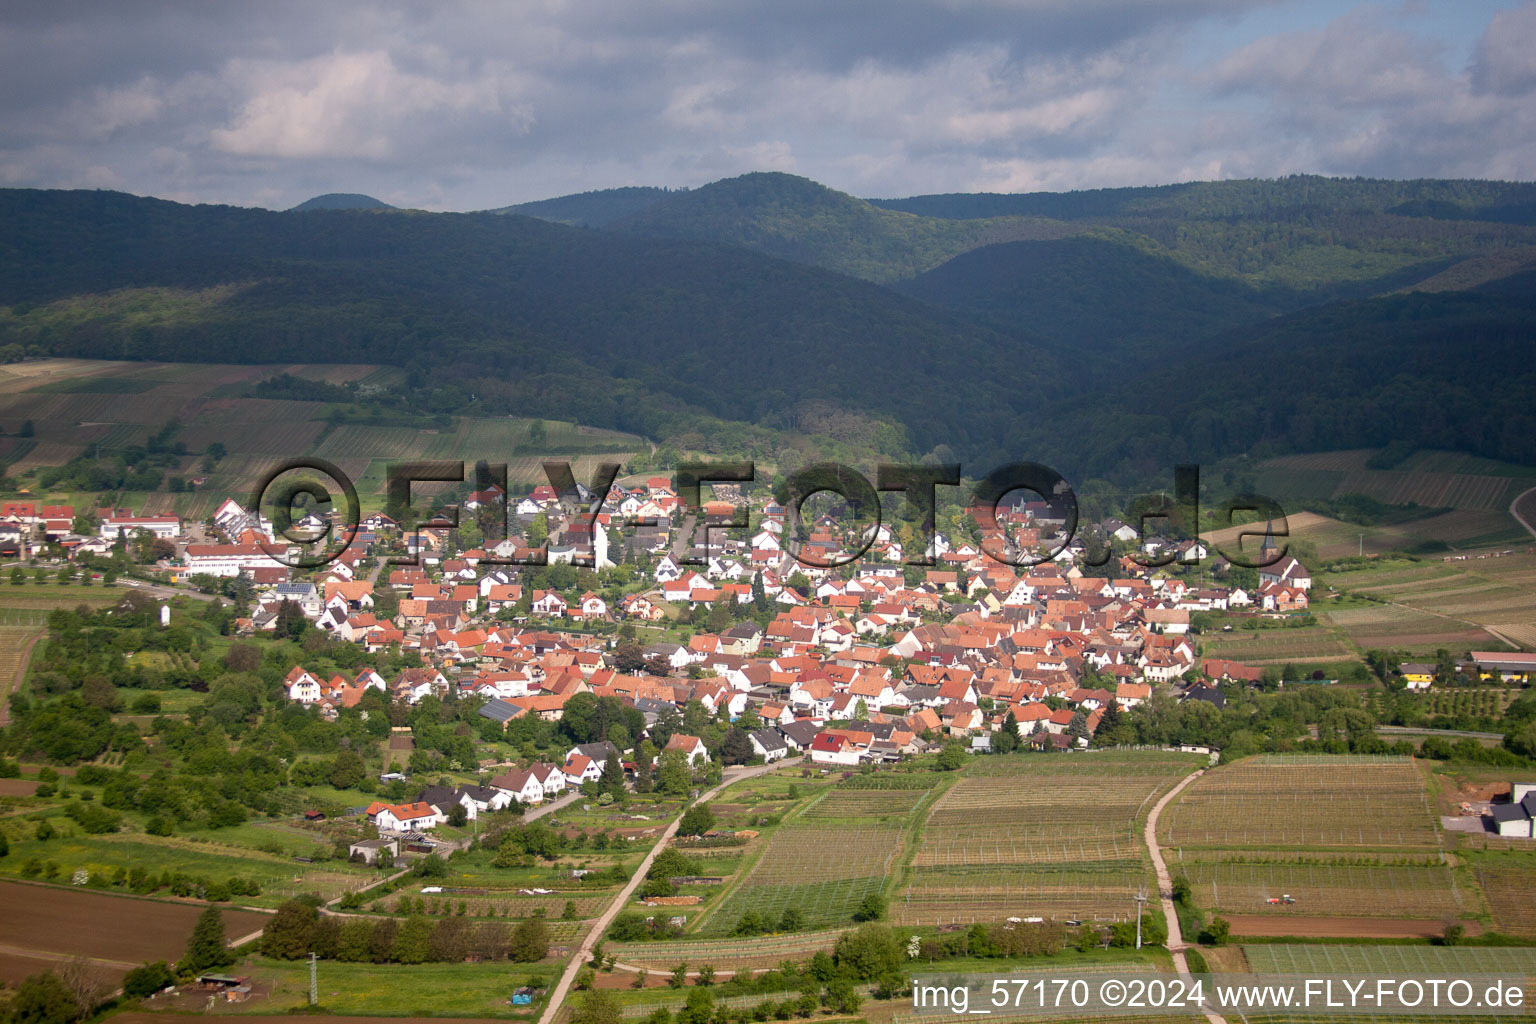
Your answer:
(1134, 887), (1148, 949)
(308, 952), (318, 1006)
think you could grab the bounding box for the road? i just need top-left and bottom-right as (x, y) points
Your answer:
(535, 757), (800, 1024)
(1142, 767), (1228, 1024)
(1511, 485), (1536, 541)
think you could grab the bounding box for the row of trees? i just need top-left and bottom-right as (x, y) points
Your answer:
(260, 898), (550, 964)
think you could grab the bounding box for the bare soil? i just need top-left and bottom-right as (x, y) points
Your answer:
(0, 879), (269, 963)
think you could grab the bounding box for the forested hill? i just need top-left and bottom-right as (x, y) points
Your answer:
(487, 186), (674, 227)
(607, 172), (1071, 283)
(0, 187), (1051, 465)
(289, 193), (394, 212)
(1, 178), (1534, 482)
(1020, 274), (1536, 483)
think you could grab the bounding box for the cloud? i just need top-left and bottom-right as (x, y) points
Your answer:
(210, 51), (529, 161)
(0, 1), (1529, 209)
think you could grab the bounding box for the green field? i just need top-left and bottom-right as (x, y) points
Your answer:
(238, 955), (559, 1018)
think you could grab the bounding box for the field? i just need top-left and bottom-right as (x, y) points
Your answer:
(698, 819), (906, 935)
(1243, 942), (1536, 976)
(1198, 627), (1355, 665)
(1474, 865), (1536, 936)
(0, 358), (646, 514)
(1159, 755), (1441, 849)
(0, 878), (269, 970)
(604, 929), (845, 970)
(212, 958), (559, 1018)
(0, 830), (377, 907)
(1174, 853), (1471, 919)
(898, 752), (1199, 926)
(1319, 550), (1536, 653)
(1255, 449), (1536, 513)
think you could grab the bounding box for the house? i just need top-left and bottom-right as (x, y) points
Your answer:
(285, 666), (323, 704)
(488, 767), (549, 810)
(530, 590), (569, 617)
(663, 733), (710, 766)
(1400, 662), (1435, 690)
(562, 753), (603, 787)
(808, 732), (861, 765)
(748, 729), (789, 762)
(368, 801), (441, 832)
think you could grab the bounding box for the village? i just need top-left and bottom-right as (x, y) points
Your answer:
(1, 474), (1329, 785)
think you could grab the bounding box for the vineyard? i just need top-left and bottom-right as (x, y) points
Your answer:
(700, 819), (905, 934)
(1174, 854), (1473, 918)
(605, 928), (844, 969)
(1475, 865), (1536, 935)
(1243, 943), (1536, 976)
(898, 752), (1198, 926)
(1199, 627), (1355, 664)
(1159, 755), (1441, 849)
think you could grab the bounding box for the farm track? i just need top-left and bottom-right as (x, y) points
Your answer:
(1144, 767), (1227, 1024)
(1511, 485), (1536, 540)
(536, 759), (797, 1024)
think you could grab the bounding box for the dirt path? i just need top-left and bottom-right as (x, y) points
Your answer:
(1143, 767), (1228, 1024)
(1511, 486), (1536, 541)
(0, 628), (44, 728)
(0, 941), (138, 971)
(535, 758), (799, 1024)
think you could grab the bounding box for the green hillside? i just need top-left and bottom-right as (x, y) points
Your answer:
(488, 186), (674, 227)
(611, 171), (1071, 283)
(0, 187), (1050, 465)
(289, 193), (395, 212)
(898, 233), (1290, 358)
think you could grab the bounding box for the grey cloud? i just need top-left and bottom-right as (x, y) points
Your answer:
(0, 1), (1529, 210)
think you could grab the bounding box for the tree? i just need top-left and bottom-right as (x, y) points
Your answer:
(328, 749), (365, 789)
(7, 971), (77, 1024)
(657, 749), (691, 796)
(936, 742), (967, 770)
(510, 918), (550, 962)
(571, 989), (622, 1024)
(1067, 710), (1090, 741)
(181, 905), (235, 974)
(678, 988), (714, 1024)
(528, 513), (549, 548)
(678, 804), (716, 837)
(669, 962), (689, 988)
(1201, 916), (1231, 946)
(446, 802), (469, 828)
(833, 923), (902, 980)
(393, 915), (434, 964)
(853, 892), (886, 922)
(600, 753), (625, 795)
(122, 961), (175, 999)
(720, 727), (753, 765)
(260, 899), (319, 959)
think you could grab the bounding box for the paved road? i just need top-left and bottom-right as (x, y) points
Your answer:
(1143, 767), (1228, 1024)
(536, 758), (800, 1024)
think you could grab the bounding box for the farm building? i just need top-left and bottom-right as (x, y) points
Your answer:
(1489, 785), (1536, 837)
(349, 838), (399, 864)
(1470, 652), (1536, 683)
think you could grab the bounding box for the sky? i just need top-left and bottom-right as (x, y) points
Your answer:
(0, 0), (1533, 211)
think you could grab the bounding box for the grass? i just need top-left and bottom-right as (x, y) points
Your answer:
(239, 955), (561, 1018)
